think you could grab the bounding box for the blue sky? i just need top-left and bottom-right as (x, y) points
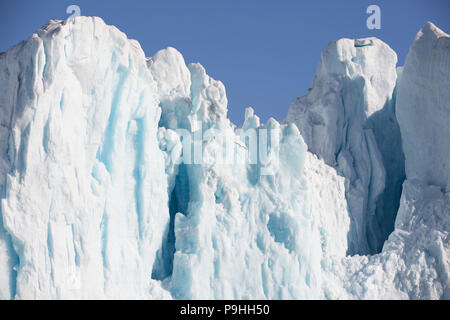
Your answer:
(1, 0), (449, 124)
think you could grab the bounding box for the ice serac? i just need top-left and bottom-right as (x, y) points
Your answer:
(323, 22), (450, 300)
(149, 47), (351, 298)
(396, 22), (450, 191)
(0, 17), (171, 299)
(166, 122), (351, 299)
(285, 37), (405, 254)
(358, 22), (450, 299)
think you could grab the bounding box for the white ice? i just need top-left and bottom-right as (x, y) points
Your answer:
(0, 17), (448, 300)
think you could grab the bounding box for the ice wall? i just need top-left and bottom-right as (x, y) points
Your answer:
(0, 17), (448, 300)
(0, 16), (351, 300)
(321, 22), (450, 300)
(148, 47), (351, 299)
(0, 17), (171, 299)
(285, 37), (405, 254)
(396, 22), (450, 191)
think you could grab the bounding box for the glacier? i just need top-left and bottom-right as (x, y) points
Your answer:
(285, 37), (404, 255)
(0, 16), (448, 299)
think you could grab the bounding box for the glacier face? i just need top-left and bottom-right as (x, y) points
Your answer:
(0, 17), (448, 299)
(0, 17), (171, 299)
(285, 37), (405, 255)
(396, 22), (450, 191)
(147, 45), (351, 299)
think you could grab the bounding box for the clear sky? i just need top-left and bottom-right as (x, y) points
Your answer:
(1, 0), (449, 125)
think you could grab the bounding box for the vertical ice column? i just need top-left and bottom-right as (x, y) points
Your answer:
(285, 37), (401, 254)
(396, 21), (450, 191)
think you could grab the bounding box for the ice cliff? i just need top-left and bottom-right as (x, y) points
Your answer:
(396, 22), (450, 191)
(285, 37), (404, 254)
(0, 17), (448, 299)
